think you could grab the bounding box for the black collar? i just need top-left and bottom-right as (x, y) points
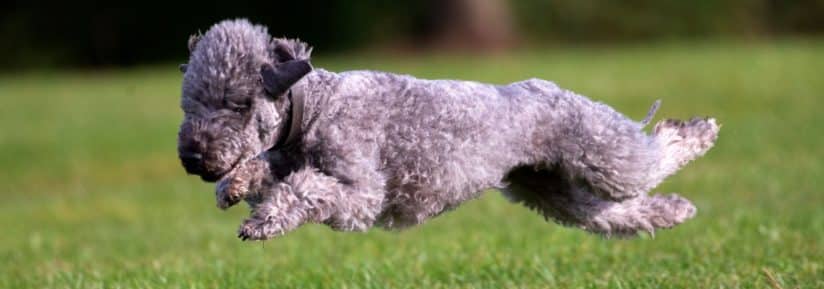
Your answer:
(273, 89), (304, 149)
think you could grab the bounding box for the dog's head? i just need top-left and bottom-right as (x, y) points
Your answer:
(177, 19), (312, 182)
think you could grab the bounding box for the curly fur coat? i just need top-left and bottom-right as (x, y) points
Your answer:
(177, 19), (719, 241)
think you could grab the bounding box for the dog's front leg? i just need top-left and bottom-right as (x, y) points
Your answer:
(237, 180), (318, 241)
(215, 154), (271, 209)
(237, 166), (383, 241)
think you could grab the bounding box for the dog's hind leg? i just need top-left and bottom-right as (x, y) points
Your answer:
(503, 166), (696, 236)
(531, 87), (718, 200)
(526, 89), (667, 201)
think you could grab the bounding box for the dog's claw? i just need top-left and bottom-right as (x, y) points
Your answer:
(238, 222), (259, 241)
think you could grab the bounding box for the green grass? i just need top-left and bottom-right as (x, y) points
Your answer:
(1, 39), (822, 288)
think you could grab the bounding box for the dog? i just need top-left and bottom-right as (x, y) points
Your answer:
(177, 19), (719, 241)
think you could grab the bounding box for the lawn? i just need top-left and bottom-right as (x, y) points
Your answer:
(0, 40), (821, 288)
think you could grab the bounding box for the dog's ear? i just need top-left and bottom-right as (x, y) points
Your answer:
(181, 33), (201, 74)
(260, 60), (312, 97)
(270, 38), (313, 63)
(188, 33), (201, 53)
(273, 44), (295, 63)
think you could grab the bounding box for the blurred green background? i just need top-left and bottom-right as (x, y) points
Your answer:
(0, 1), (822, 288)
(2, 0), (823, 68)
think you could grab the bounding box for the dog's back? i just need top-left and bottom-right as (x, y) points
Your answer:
(302, 70), (572, 226)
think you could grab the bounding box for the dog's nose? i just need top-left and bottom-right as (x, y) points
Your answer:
(181, 151), (203, 162)
(179, 151), (204, 174)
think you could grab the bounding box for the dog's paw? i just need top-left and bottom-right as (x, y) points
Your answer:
(654, 117), (719, 173)
(585, 193), (697, 237)
(237, 217), (284, 241)
(216, 177), (247, 209)
(642, 193), (697, 229)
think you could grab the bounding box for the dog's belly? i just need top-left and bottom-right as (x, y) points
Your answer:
(377, 140), (524, 228)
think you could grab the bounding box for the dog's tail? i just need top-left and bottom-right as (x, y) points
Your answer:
(640, 99), (662, 127)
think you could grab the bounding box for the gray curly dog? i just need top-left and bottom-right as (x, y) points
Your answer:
(177, 19), (719, 241)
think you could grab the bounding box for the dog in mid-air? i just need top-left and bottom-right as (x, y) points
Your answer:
(177, 19), (719, 241)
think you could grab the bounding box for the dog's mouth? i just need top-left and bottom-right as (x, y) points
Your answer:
(200, 156), (244, 182)
(200, 171), (227, 182)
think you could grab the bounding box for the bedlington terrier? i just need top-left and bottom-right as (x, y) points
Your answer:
(177, 19), (719, 241)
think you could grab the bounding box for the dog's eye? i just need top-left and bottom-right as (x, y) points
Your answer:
(232, 104), (250, 114)
(223, 99), (250, 114)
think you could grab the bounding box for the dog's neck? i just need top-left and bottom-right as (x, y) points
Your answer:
(272, 89), (304, 149)
(269, 69), (333, 152)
